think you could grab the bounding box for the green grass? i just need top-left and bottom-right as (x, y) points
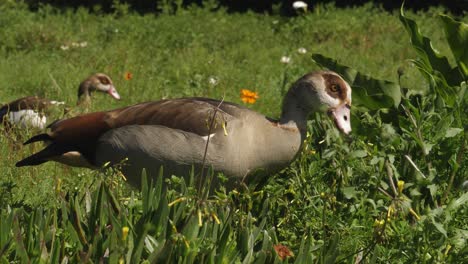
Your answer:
(0, 2), (467, 263)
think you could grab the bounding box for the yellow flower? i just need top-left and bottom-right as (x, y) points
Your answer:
(373, 219), (380, 227)
(124, 72), (133, 80)
(240, 89), (259, 104)
(397, 180), (405, 195)
(122, 226), (129, 241)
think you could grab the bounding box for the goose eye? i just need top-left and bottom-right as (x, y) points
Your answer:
(99, 77), (110, 85)
(330, 84), (339, 93)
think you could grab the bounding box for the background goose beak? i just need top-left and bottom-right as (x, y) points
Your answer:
(329, 104), (351, 134)
(108, 86), (121, 100)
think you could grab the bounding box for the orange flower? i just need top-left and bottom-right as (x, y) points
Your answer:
(240, 89), (259, 104)
(274, 244), (294, 260)
(124, 72), (133, 80)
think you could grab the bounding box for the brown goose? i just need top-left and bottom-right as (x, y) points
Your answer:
(1, 73), (120, 130)
(0, 96), (63, 130)
(16, 71), (351, 186)
(76, 73), (120, 106)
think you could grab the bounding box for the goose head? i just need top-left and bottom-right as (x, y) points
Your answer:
(77, 73), (120, 104)
(282, 71), (352, 134)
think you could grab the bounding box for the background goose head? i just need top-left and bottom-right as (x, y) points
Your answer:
(77, 73), (120, 106)
(281, 70), (352, 134)
(1, 73), (120, 131)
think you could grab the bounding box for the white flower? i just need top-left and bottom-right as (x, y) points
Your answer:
(208, 76), (218, 86)
(80, 41), (88, 48)
(280, 56), (291, 64)
(71, 42), (80, 47)
(60, 45), (69, 50)
(293, 1), (308, 10)
(297, 47), (307, 54)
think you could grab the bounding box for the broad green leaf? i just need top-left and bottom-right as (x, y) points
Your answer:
(440, 14), (468, 78)
(182, 215), (200, 241)
(342, 187), (358, 200)
(324, 234), (340, 264)
(12, 214), (29, 264)
(350, 150), (367, 158)
(216, 223), (231, 261)
(399, 7), (463, 86)
(428, 184), (438, 199)
(49, 239), (61, 264)
(312, 54), (401, 109)
(72, 198), (88, 246)
(399, 6), (465, 107)
(451, 229), (468, 250)
(354, 73), (401, 108)
(104, 184), (121, 214)
(131, 223), (151, 263)
(294, 232), (315, 264)
(447, 192), (468, 211)
(444, 127), (463, 138)
(432, 221), (447, 238)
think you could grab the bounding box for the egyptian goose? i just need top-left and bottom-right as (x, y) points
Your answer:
(16, 71), (352, 187)
(0, 96), (64, 130)
(76, 73), (120, 106)
(0, 73), (120, 130)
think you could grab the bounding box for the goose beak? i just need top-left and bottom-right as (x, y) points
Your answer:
(329, 103), (351, 135)
(108, 86), (121, 100)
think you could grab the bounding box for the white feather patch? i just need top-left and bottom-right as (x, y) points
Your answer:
(201, 133), (216, 141)
(8, 110), (47, 129)
(50, 100), (65, 105)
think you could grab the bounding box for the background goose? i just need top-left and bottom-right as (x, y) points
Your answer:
(16, 70), (352, 187)
(0, 73), (120, 130)
(0, 96), (64, 130)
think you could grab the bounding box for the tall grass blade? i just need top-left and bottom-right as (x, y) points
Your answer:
(12, 213), (30, 263)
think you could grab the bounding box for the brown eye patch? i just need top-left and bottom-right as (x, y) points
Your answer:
(330, 84), (339, 93)
(323, 73), (347, 101)
(99, 77), (110, 85)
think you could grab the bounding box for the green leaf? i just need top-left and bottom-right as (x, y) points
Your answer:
(12, 213), (30, 264)
(399, 7), (462, 86)
(447, 192), (468, 211)
(342, 187), (358, 200)
(182, 215), (200, 242)
(104, 184), (121, 214)
(49, 239), (61, 264)
(440, 14), (468, 78)
(444, 127), (463, 138)
(428, 184), (438, 199)
(295, 230), (316, 264)
(132, 223), (151, 263)
(350, 150), (367, 158)
(432, 221), (447, 238)
(312, 54), (401, 109)
(324, 234), (340, 264)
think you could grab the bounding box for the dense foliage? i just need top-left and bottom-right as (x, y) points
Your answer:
(0, 2), (466, 263)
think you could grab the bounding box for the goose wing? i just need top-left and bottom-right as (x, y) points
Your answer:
(16, 98), (242, 167)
